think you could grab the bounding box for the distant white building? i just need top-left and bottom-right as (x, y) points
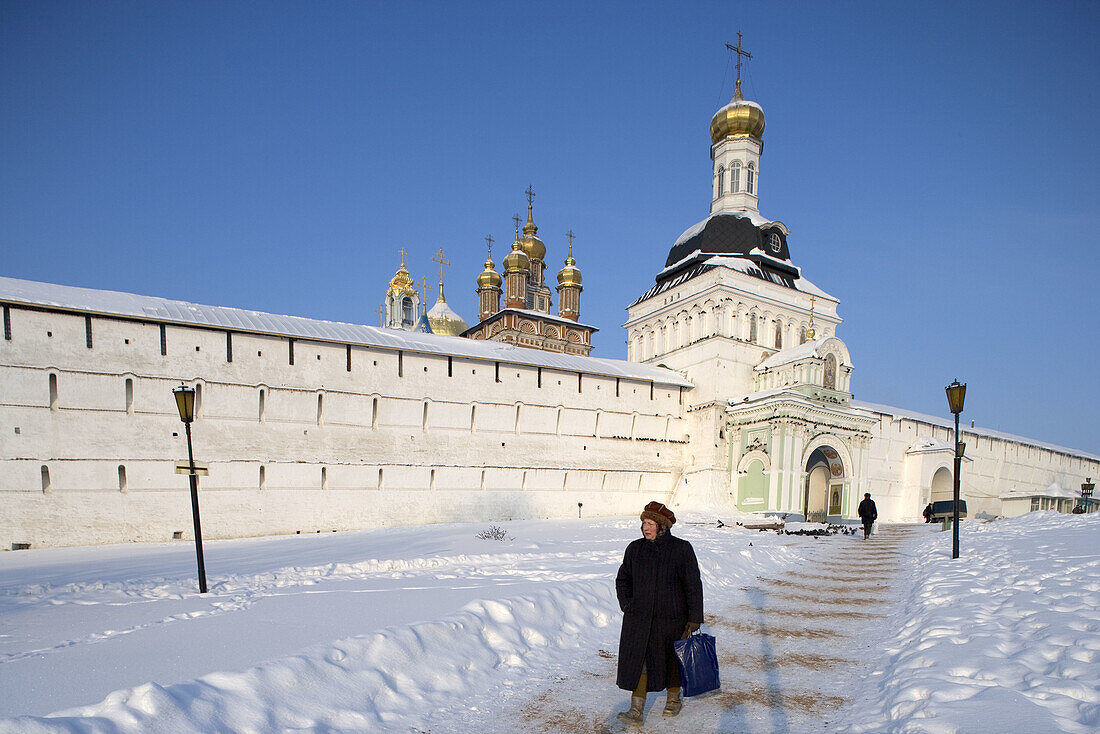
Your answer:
(2, 67), (1096, 549)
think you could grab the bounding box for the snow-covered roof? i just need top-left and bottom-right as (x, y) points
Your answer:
(756, 338), (825, 371)
(905, 438), (954, 454)
(632, 254), (835, 307)
(854, 400), (1100, 461)
(0, 276), (691, 387)
(672, 211), (776, 245)
(426, 299), (465, 324)
(477, 307), (598, 331)
(725, 386), (874, 419)
(1000, 483), (1082, 500)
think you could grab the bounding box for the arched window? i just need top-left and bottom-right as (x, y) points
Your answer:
(747, 163), (756, 195)
(717, 166), (724, 197)
(768, 232), (782, 254)
(799, 326), (807, 344)
(731, 161), (741, 193)
(774, 322), (783, 349)
(401, 297), (413, 326)
(748, 314), (758, 343)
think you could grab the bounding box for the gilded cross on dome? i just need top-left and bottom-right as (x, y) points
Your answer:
(484, 234), (494, 255)
(725, 32), (752, 94)
(431, 248), (451, 284)
(525, 185), (536, 206)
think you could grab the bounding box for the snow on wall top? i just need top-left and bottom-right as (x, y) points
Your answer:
(755, 337), (837, 371)
(0, 276), (691, 387)
(854, 399), (1100, 462)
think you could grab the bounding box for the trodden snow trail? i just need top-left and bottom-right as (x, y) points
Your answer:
(513, 523), (925, 733)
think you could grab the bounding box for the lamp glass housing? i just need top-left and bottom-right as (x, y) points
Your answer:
(945, 381), (966, 415)
(173, 385), (196, 423)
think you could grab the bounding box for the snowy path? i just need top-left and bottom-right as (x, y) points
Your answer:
(510, 524), (922, 733)
(2, 514), (1096, 733)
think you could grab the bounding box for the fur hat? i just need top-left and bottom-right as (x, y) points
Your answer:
(640, 501), (676, 528)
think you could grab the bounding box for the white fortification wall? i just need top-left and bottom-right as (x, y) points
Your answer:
(0, 304), (689, 549)
(859, 403), (1100, 523)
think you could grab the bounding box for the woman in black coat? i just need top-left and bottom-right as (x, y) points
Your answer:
(615, 501), (704, 724)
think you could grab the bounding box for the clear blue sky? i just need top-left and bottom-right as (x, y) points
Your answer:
(3, 1), (1098, 454)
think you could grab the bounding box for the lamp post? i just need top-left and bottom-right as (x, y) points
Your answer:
(173, 385), (208, 593)
(1079, 478), (1094, 514)
(945, 380), (967, 559)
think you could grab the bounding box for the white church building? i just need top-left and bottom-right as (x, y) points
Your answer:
(2, 73), (1097, 549)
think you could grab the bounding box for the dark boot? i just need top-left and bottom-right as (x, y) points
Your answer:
(663, 688), (682, 717)
(616, 696), (645, 725)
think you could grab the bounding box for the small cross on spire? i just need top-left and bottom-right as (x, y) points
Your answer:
(725, 32), (752, 94)
(525, 185), (536, 207)
(397, 248), (408, 267)
(565, 229), (575, 256)
(512, 213), (521, 237)
(431, 248), (451, 284)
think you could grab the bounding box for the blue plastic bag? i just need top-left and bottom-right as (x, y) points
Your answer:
(672, 631), (720, 697)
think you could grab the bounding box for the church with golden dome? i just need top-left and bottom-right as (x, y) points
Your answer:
(381, 188), (595, 356)
(1, 42), (1094, 551)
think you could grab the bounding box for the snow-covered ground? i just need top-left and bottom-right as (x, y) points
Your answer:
(0, 512), (1096, 733)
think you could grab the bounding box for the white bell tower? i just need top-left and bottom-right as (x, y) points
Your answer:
(710, 34), (766, 215)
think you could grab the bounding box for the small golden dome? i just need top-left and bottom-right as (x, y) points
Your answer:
(520, 204), (546, 261)
(709, 81), (765, 144)
(388, 262), (416, 296)
(557, 245), (582, 287)
(503, 241), (529, 273)
(426, 284), (468, 336)
(478, 257), (502, 289)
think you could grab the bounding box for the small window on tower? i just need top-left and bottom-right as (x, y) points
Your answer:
(747, 163), (756, 195)
(768, 232), (782, 254)
(717, 166), (724, 197)
(731, 161), (741, 193)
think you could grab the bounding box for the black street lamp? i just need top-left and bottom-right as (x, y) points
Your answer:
(173, 385), (208, 593)
(1078, 478), (1094, 514)
(945, 379), (967, 559)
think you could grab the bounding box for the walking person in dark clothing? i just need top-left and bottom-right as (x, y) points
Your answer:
(858, 493), (878, 539)
(615, 501), (704, 725)
(923, 503), (934, 523)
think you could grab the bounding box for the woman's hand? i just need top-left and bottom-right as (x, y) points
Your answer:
(681, 621), (700, 639)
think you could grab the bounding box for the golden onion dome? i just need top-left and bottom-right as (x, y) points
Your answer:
(520, 205), (546, 261)
(477, 256), (502, 289)
(388, 262), (417, 296)
(557, 247), (582, 287)
(426, 284), (468, 336)
(709, 81), (765, 144)
(503, 241), (529, 273)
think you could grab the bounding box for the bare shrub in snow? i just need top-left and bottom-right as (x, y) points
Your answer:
(475, 525), (513, 541)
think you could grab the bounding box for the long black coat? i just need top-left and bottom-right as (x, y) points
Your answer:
(858, 498), (878, 526)
(615, 530), (703, 692)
